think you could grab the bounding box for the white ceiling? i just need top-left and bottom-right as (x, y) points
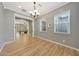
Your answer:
(3, 2), (69, 16)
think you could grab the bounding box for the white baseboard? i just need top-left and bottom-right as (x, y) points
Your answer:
(0, 39), (16, 53)
(35, 36), (79, 52)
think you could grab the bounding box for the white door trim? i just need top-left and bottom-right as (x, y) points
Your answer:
(14, 13), (34, 37)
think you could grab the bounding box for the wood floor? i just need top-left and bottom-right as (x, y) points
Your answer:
(0, 34), (79, 56)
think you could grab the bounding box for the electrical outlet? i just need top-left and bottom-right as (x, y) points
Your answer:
(63, 40), (65, 43)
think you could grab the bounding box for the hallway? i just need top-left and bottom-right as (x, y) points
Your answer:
(0, 34), (79, 56)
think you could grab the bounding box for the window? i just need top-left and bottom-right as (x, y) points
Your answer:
(54, 10), (70, 34)
(40, 20), (47, 32)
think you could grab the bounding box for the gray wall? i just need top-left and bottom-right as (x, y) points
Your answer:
(3, 9), (14, 41)
(0, 3), (14, 47)
(0, 2), (4, 47)
(34, 2), (79, 49)
(0, 2), (33, 48)
(29, 21), (33, 36)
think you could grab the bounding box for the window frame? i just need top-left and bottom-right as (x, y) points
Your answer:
(54, 10), (70, 34)
(40, 19), (47, 32)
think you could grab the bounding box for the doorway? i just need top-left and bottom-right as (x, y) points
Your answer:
(14, 14), (33, 40)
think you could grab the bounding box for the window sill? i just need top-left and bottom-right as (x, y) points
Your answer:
(54, 32), (71, 35)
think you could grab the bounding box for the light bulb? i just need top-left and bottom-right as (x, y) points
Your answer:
(33, 10), (38, 13)
(32, 12), (35, 15)
(37, 12), (40, 15)
(29, 11), (33, 14)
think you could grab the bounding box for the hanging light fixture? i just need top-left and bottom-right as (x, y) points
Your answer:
(29, 2), (40, 19)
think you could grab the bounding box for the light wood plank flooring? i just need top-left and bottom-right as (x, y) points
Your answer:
(0, 34), (79, 56)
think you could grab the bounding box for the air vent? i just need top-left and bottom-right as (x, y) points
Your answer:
(38, 4), (42, 7)
(21, 9), (27, 12)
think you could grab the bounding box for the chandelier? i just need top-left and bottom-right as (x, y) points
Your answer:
(29, 2), (40, 19)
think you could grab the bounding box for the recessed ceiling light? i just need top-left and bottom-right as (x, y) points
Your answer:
(18, 6), (22, 9)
